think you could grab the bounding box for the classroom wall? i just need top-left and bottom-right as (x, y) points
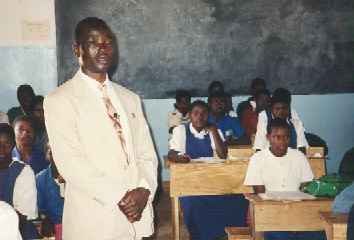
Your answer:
(0, 0), (57, 112)
(144, 94), (354, 181)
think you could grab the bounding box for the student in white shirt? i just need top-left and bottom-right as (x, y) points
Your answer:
(0, 201), (22, 240)
(244, 118), (326, 240)
(0, 123), (38, 239)
(253, 88), (308, 153)
(168, 89), (191, 134)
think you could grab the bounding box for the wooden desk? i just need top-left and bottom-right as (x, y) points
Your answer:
(169, 157), (326, 240)
(320, 212), (348, 240)
(246, 194), (333, 240)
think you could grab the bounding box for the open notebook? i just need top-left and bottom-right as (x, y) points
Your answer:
(258, 191), (316, 201)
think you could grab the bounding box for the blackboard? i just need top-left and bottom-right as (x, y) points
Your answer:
(55, 0), (354, 98)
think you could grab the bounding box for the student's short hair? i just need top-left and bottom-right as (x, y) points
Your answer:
(267, 118), (290, 134)
(271, 88), (291, 106)
(250, 78), (266, 90)
(190, 100), (208, 112)
(207, 92), (226, 104)
(31, 95), (44, 109)
(255, 89), (271, 100)
(175, 90), (191, 103)
(208, 81), (224, 95)
(0, 123), (15, 144)
(75, 17), (113, 45)
(17, 84), (35, 100)
(12, 115), (35, 130)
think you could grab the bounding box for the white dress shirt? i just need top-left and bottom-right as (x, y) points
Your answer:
(169, 123), (225, 155)
(12, 159), (38, 220)
(244, 148), (314, 192)
(0, 201), (22, 240)
(253, 109), (308, 150)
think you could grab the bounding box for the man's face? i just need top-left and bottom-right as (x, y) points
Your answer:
(0, 134), (14, 162)
(256, 94), (270, 112)
(78, 28), (114, 75)
(14, 121), (34, 147)
(267, 127), (290, 157)
(209, 97), (226, 115)
(176, 97), (191, 115)
(190, 105), (208, 130)
(271, 102), (289, 119)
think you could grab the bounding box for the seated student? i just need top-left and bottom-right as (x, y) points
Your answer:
(0, 123), (39, 240)
(168, 100), (248, 240)
(238, 89), (271, 141)
(12, 115), (49, 174)
(332, 182), (354, 214)
(30, 95), (47, 150)
(36, 141), (64, 240)
(208, 92), (245, 144)
(168, 89), (191, 134)
(7, 84), (35, 124)
(244, 118), (325, 240)
(0, 201), (22, 240)
(253, 88), (308, 153)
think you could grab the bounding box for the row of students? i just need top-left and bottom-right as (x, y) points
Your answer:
(0, 123), (64, 239)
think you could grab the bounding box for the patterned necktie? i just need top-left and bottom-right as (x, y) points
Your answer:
(99, 83), (129, 165)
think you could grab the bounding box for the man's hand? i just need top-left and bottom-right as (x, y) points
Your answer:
(118, 188), (150, 223)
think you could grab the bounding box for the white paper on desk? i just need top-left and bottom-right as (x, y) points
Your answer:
(258, 191), (316, 201)
(190, 157), (225, 163)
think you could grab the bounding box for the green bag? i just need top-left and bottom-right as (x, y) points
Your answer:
(303, 174), (353, 197)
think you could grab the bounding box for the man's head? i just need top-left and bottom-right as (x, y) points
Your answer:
(31, 95), (45, 127)
(208, 92), (226, 117)
(17, 84), (35, 112)
(0, 124), (15, 162)
(73, 17), (115, 78)
(250, 78), (266, 97)
(13, 116), (35, 148)
(208, 81), (224, 96)
(189, 100), (209, 131)
(255, 89), (271, 113)
(267, 118), (290, 157)
(270, 91), (290, 120)
(175, 90), (191, 115)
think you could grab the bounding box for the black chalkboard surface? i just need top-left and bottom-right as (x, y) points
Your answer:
(55, 0), (354, 98)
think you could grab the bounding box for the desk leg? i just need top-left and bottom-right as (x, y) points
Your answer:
(249, 203), (264, 240)
(323, 224), (333, 240)
(171, 197), (180, 240)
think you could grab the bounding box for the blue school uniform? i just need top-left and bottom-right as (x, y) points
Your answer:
(180, 124), (248, 240)
(36, 164), (64, 224)
(12, 145), (49, 174)
(208, 115), (245, 139)
(332, 182), (354, 214)
(0, 160), (40, 240)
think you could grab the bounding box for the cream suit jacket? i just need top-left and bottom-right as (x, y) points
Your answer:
(44, 70), (158, 240)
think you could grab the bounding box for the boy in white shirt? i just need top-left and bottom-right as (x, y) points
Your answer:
(168, 90), (191, 134)
(244, 118), (325, 240)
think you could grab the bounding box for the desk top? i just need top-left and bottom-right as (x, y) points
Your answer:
(245, 194), (333, 205)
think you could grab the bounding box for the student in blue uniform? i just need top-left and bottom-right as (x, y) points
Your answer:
(168, 100), (248, 240)
(208, 92), (245, 144)
(0, 123), (39, 240)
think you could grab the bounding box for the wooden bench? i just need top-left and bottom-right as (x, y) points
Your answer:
(320, 211), (348, 240)
(225, 226), (252, 240)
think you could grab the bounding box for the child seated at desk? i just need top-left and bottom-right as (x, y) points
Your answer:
(0, 123), (39, 240)
(168, 100), (248, 240)
(168, 89), (191, 134)
(244, 118), (325, 240)
(36, 141), (64, 240)
(253, 88), (308, 153)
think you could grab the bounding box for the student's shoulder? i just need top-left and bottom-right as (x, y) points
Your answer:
(250, 149), (268, 162)
(287, 148), (307, 160)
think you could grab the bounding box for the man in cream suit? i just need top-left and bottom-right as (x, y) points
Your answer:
(44, 17), (157, 240)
